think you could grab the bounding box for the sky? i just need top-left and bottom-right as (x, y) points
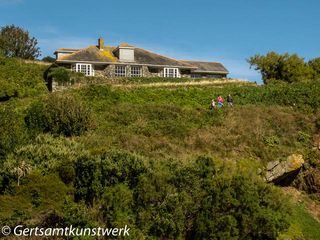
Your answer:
(0, 0), (319, 83)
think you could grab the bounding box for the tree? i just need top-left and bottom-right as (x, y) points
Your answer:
(42, 56), (55, 63)
(0, 25), (41, 59)
(248, 52), (314, 84)
(308, 57), (320, 79)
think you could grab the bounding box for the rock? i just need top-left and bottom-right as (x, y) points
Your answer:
(265, 154), (304, 185)
(293, 168), (320, 197)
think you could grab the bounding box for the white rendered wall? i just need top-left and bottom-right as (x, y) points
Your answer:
(119, 48), (134, 62)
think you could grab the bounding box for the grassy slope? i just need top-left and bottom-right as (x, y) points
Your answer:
(74, 83), (320, 239)
(0, 57), (48, 99)
(72, 84), (316, 164)
(1, 75), (320, 238)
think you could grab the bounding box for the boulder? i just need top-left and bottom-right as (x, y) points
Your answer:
(265, 154), (304, 185)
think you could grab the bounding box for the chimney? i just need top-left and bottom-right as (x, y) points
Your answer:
(98, 37), (104, 50)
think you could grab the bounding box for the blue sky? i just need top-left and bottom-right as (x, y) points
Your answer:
(0, 0), (319, 83)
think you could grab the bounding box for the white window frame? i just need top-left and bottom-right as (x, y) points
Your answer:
(72, 63), (94, 76)
(164, 68), (180, 78)
(130, 66), (142, 77)
(115, 65), (126, 77)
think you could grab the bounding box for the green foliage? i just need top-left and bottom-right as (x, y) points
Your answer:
(191, 174), (290, 239)
(0, 24), (40, 59)
(308, 57), (320, 79)
(25, 94), (94, 136)
(248, 52), (315, 84)
(41, 56), (55, 63)
(0, 173), (69, 226)
(74, 154), (101, 205)
(1, 61), (320, 239)
(297, 131), (311, 145)
(78, 80), (320, 113)
(0, 55), (47, 100)
(47, 67), (71, 84)
(0, 107), (27, 159)
(288, 204), (320, 240)
(101, 184), (135, 227)
(73, 153), (290, 239)
(99, 76), (227, 85)
(74, 151), (147, 205)
(264, 135), (280, 147)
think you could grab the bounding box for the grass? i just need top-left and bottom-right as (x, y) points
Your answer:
(289, 204), (320, 240)
(72, 82), (317, 163)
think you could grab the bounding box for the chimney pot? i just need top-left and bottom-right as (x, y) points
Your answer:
(98, 37), (104, 50)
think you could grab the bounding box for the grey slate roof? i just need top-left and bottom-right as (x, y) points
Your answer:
(57, 46), (117, 62)
(181, 60), (229, 74)
(134, 48), (194, 68)
(56, 45), (228, 73)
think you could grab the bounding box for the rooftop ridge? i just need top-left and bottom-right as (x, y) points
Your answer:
(57, 45), (96, 60)
(136, 47), (194, 67)
(180, 60), (222, 64)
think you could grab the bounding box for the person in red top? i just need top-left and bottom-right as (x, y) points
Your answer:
(217, 96), (224, 108)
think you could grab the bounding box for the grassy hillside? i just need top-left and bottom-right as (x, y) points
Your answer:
(0, 56), (48, 100)
(0, 62), (320, 239)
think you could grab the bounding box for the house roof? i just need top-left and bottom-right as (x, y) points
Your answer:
(134, 48), (195, 68)
(57, 46), (117, 62)
(56, 45), (228, 73)
(56, 48), (80, 52)
(118, 43), (135, 48)
(181, 60), (229, 74)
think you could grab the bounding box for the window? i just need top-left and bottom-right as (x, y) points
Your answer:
(115, 65), (126, 77)
(72, 63), (94, 76)
(191, 74), (202, 79)
(164, 68), (180, 78)
(130, 66), (142, 77)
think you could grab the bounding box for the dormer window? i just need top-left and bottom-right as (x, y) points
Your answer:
(113, 44), (135, 62)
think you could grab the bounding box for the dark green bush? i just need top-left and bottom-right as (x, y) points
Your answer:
(25, 94), (94, 136)
(73, 152), (290, 239)
(47, 67), (71, 85)
(58, 164), (76, 185)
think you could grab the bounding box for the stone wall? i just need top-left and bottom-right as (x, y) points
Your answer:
(142, 66), (152, 77)
(94, 64), (160, 78)
(67, 64), (227, 79)
(104, 65), (116, 77)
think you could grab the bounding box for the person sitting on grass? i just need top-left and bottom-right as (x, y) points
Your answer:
(217, 96), (224, 108)
(211, 99), (216, 110)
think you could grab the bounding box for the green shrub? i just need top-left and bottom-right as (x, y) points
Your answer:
(0, 56), (47, 100)
(58, 164), (76, 185)
(263, 135), (280, 147)
(0, 107), (27, 159)
(25, 94), (94, 136)
(47, 67), (71, 85)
